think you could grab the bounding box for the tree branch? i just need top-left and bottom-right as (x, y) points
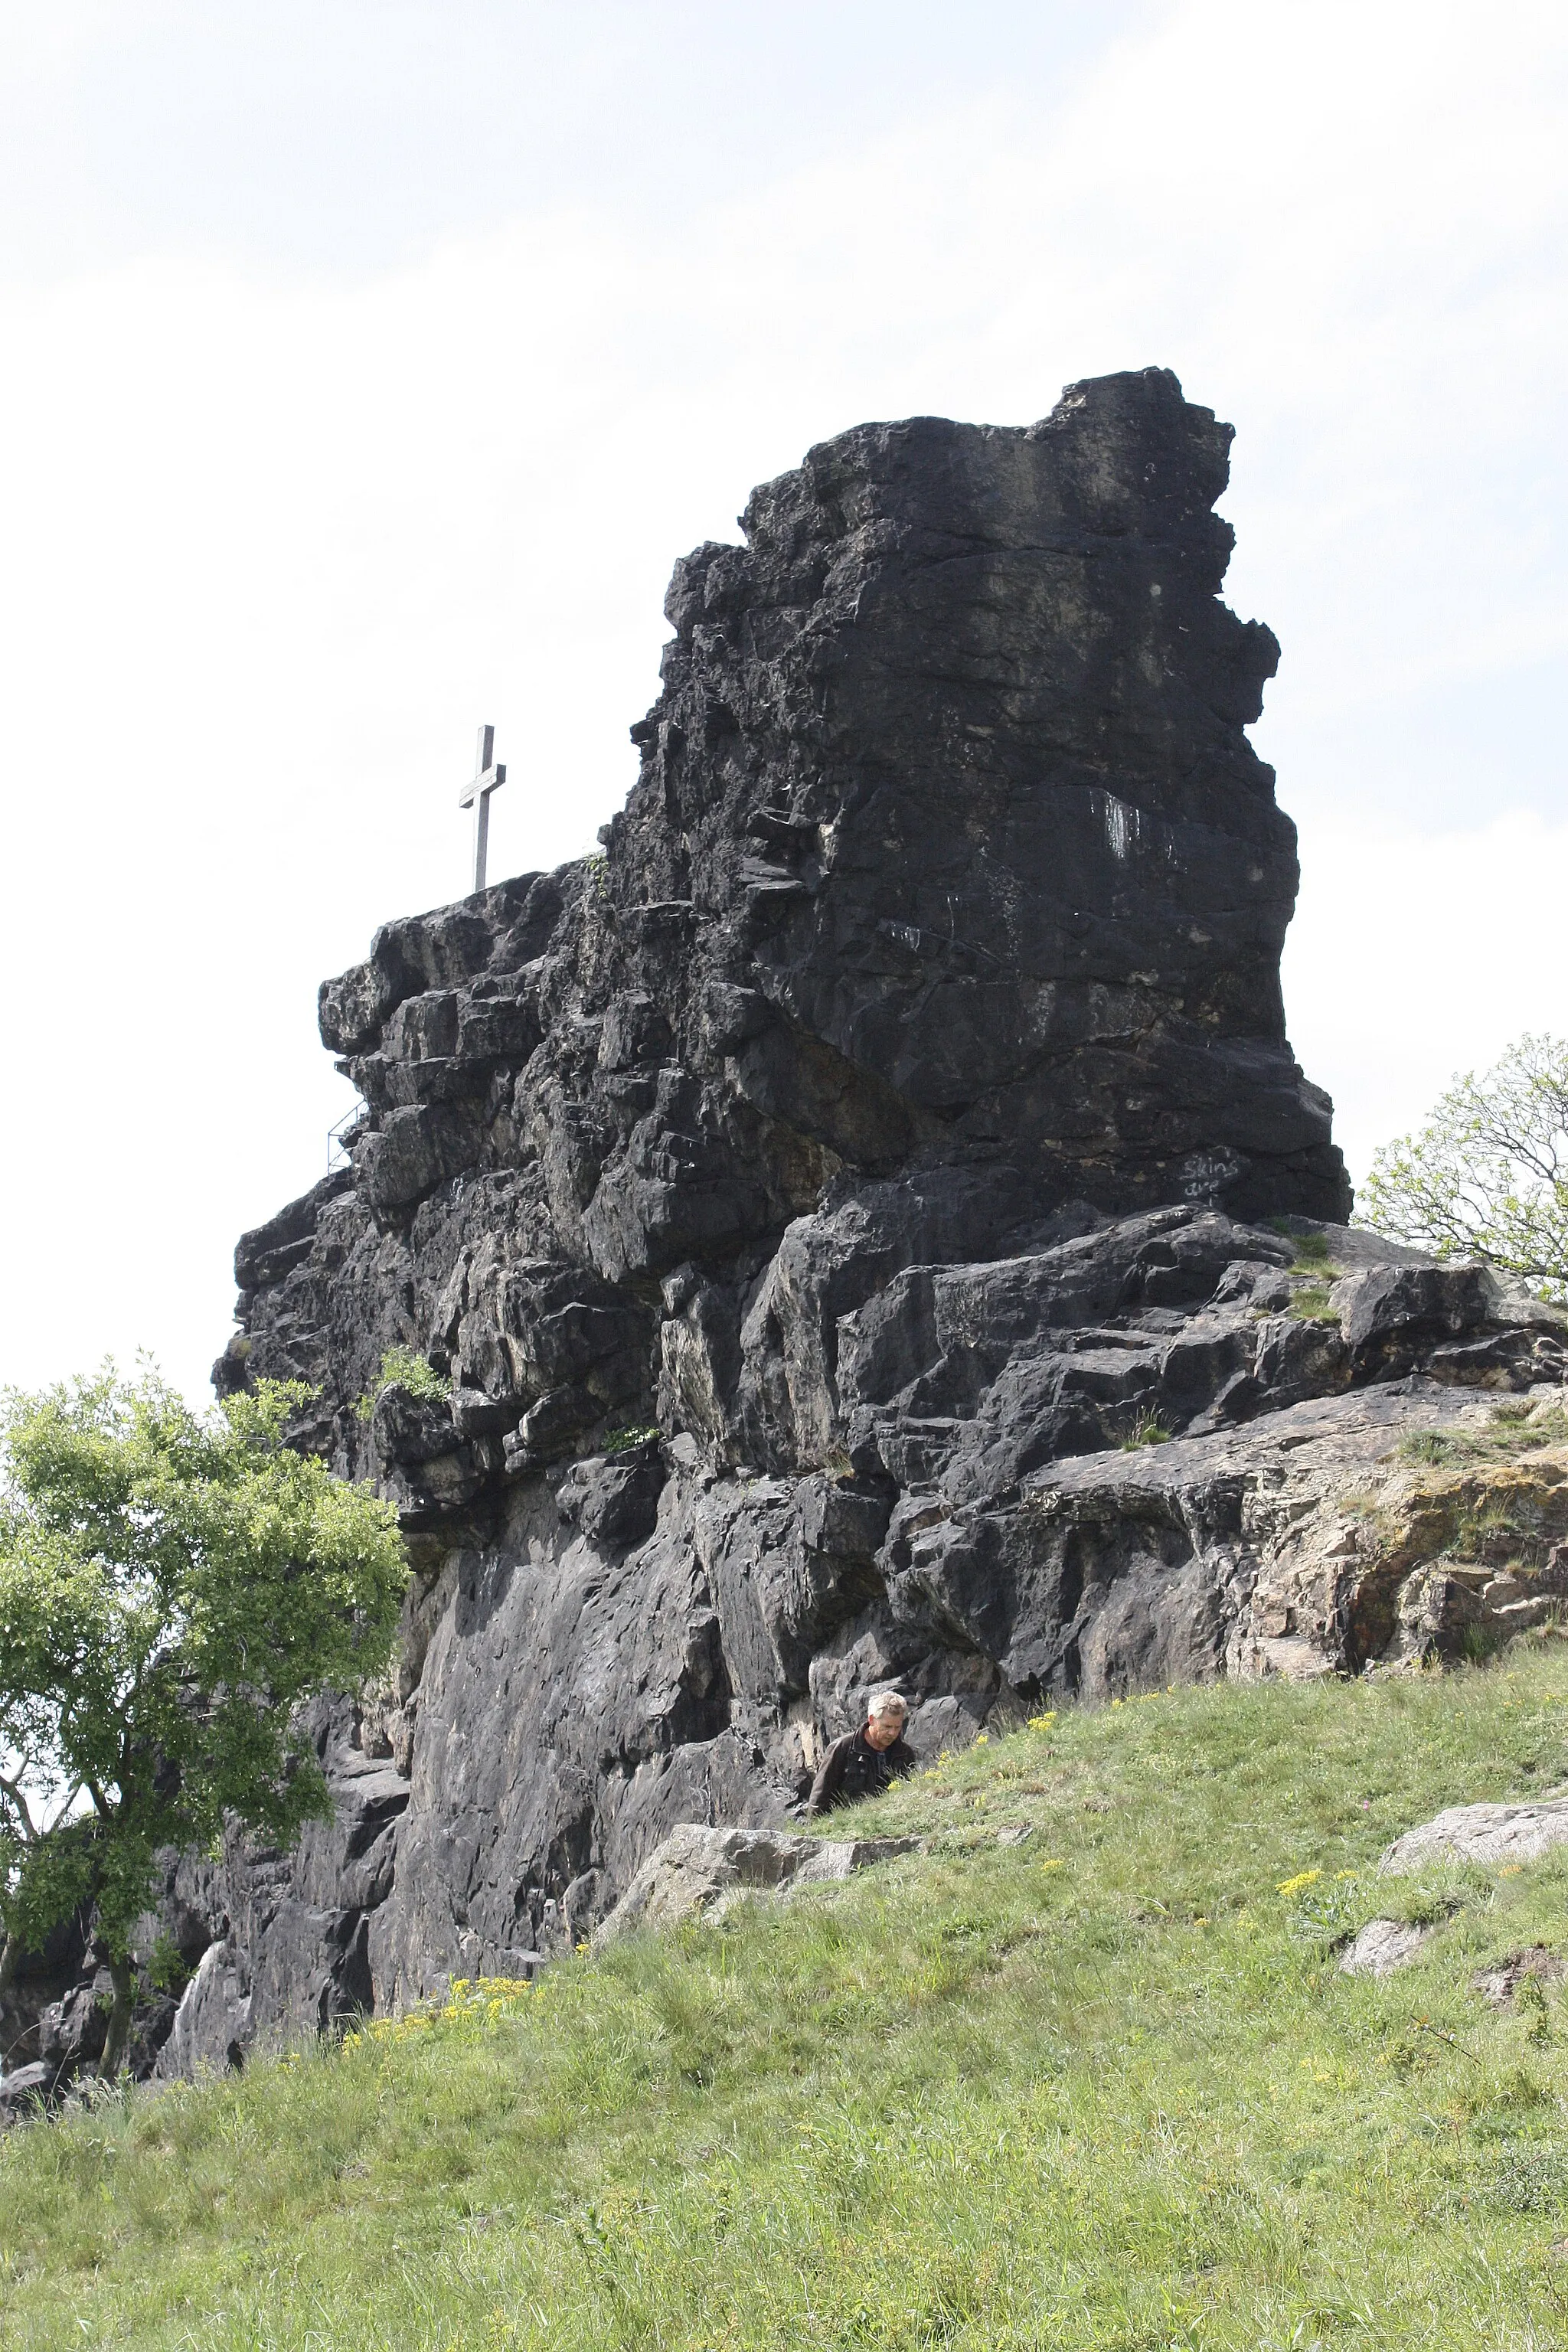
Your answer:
(40, 1778), (86, 1838)
(0, 1768), (40, 1843)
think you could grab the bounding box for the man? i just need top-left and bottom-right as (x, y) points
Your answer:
(805, 1690), (916, 1816)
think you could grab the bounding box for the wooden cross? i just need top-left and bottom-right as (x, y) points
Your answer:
(458, 724), (506, 894)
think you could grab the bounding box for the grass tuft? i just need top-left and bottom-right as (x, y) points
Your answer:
(1398, 1403), (1568, 1468)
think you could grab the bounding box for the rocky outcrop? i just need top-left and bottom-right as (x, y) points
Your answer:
(593, 1822), (923, 1943)
(15, 370), (1568, 2099)
(1380, 1797), (1568, 1874)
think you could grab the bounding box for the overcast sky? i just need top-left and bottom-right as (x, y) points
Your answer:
(2, 0), (1566, 1405)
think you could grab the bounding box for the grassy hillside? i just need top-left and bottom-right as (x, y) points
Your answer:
(9, 1652), (1568, 2350)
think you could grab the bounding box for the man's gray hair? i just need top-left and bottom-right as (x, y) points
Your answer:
(867, 1689), (908, 1720)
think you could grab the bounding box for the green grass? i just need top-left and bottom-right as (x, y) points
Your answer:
(12, 1657), (1568, 2347)
(1263, 1225), (1345, 1321)
(1397, 1403), (1568, 1468)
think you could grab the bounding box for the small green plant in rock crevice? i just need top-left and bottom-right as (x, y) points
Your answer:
(1399, 1429), (1470, 1467)
(1266, 1222), (1344, 1320)
(1268, 1220), (1338, 1268)
(353, 1346), (451, 1425)
(603, 1421), (659, 1456)
(1120, 1410), (1172, 1450)
(1398, 1402), (1568, 1470)
(1285, 1227), (1334, 1266)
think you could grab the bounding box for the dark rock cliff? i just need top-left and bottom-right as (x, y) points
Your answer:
(13, 369), (1563, 2099)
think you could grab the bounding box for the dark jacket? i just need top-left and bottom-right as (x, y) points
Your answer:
(806, 1725), (916, 1817)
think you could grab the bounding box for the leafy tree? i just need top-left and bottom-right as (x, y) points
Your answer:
(0, 1367), (406, 2076)
(1359, 1033), (1568, 1298)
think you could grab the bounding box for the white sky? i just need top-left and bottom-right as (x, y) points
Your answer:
(1, 0), (1565, 1406)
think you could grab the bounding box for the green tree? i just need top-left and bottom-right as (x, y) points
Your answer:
(1359, 1033), (1568, 1298)
(0, 1367), (406, 2077)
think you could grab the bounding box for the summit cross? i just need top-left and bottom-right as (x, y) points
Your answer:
(459, 724), (506, 894)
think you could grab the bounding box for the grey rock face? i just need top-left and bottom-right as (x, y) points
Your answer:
(0, 1909), (91, 2086)
(153, 1942), (253, 2080)
(87, 368), (1567, 2078)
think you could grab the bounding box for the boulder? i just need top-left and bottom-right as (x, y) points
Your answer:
(0, 2063), (53, 2127)
(593, 1823), (924, 1943)
(1338, 1918), (1433, 1977)
(1380, 1799), (1568, 1874)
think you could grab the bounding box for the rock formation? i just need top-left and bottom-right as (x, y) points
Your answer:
(593, 1824), (924, 1944)
(8, 368), (1567, 2097)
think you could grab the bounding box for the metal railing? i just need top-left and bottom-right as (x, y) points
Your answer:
(327, 1106), (364, 1174)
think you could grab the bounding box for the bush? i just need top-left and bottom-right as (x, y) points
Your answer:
(353, 1346), (451, 1424)
(1360, 1034), (1568, 1297)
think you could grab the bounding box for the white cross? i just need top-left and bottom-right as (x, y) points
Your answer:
(458, 724), (506, 894)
